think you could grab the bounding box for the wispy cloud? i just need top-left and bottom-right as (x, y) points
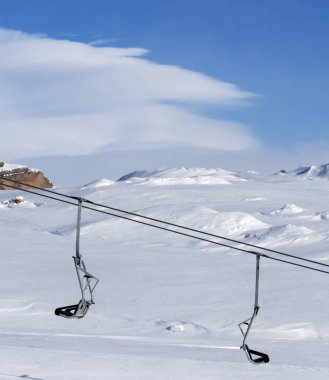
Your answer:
(88, 38), (123, 46)
(0, 28), (259, 160)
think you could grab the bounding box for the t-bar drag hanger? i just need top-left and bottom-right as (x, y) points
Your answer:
(55, 198), (99, 319)
(238, 254), (269, 364)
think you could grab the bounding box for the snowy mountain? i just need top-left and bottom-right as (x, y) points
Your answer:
(82, 178), (115, 188)
(275, 163), (329, 179)
(118, 167), (246, 185)
(1, 167), (329, 379)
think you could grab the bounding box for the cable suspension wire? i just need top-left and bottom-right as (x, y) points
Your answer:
(1, 178), (329, 276)
(1, 174), (328, 270)
(0, 175), (312, 261)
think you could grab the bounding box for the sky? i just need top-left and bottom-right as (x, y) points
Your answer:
(0, 0), (329, 185)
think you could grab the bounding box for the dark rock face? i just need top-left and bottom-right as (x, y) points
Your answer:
(0, 166), (53, 190)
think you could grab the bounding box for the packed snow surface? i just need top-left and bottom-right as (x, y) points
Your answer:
(1, 167), (329, 379)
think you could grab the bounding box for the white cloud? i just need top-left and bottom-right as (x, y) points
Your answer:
(0, 28), (259, 160)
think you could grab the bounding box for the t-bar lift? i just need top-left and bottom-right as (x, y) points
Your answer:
(55, 198), (99, 319)
(238, 254), (270, 364)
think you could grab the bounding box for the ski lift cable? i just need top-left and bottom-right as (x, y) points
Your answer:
(1, 179), (329, 275)
(84, 200), (329, 269)
(1, 178), (324, 365)
(0, 175), (328, 269)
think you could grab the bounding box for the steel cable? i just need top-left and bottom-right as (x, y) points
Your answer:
(1, 177), (328, 275)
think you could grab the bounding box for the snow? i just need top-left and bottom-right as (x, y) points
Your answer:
(118, 167), (246, 185)
(1, 167), (329, 378)
(82, 178), (115, 188)
(0, 163), (25, 171)
(268, 203), (305, 216)
(275, 163), (329, 180)
(0, 162), (39, 173)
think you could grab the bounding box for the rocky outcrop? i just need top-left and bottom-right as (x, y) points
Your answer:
(0, 162), (53, 190)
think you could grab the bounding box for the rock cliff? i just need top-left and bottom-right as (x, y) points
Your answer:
(0, 162), (53, 190)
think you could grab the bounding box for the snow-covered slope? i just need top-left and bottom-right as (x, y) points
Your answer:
(0, 162), (25, 171)
(275, 163), (329, 179)
(1, 168), (329, 379)
(0, 161), (42, 173)
(82, 178), (115, 188)
(118, 167), (246, 185)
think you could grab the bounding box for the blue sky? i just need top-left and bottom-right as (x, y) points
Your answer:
(1, 0), (329, 184)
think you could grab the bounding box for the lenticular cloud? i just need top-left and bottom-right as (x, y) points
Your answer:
(0, 28), (258, 159)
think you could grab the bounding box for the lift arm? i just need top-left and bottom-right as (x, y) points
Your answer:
(55, 198), (99, 319)
(238, 254), (269, 364)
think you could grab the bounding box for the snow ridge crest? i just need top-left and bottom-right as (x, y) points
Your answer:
(117, 167), (246, 185)
(275, 163), (329, 179)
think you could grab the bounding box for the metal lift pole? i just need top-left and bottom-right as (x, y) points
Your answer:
(238, 254), (269, 364)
